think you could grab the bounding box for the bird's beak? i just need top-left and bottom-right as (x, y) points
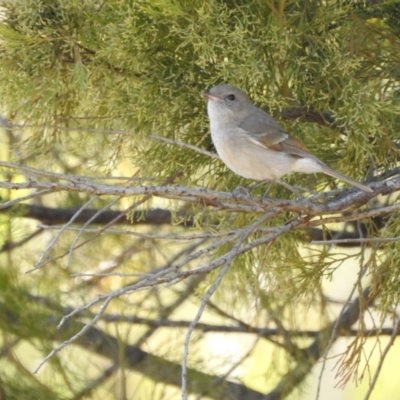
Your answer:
(201, 92), (219, 102)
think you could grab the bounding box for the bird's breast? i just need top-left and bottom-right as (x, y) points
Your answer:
(210, 123), (297, 181)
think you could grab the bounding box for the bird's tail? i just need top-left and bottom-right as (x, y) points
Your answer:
(320, 165), (373, 193)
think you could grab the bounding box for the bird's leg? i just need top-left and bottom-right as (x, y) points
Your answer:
(249, 180), (270, 191)
(232, 185), (251, 196)
(234, 180), (310, 199)
(275, 180), (308, 198)
(233, 180), (276, 198)
(233, 180), (271, 197)
(261, 180), (276, 198)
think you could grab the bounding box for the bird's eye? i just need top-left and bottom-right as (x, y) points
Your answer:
(225, 94), (236, 101)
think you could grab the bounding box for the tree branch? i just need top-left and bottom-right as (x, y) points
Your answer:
(0, 296), (266, 400)
(2, 204), (192, 226)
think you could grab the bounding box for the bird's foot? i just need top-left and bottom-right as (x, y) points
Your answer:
(233, 181), (274, 198)
(275, 180), (311, 199)
(232, 185), (251, 197)
(261, 181), (275, 198)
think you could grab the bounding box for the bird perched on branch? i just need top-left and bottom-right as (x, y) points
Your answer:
(202, 84), (372, 193)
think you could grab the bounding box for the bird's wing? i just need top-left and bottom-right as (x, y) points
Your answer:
(238, 108), (316, 160)
(238, 108), (289, 145)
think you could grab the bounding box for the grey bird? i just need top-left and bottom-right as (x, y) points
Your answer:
(202, 84), (372, 193)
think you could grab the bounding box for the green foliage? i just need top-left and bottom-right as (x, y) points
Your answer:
(0, 1), (400, 398)
(0, 0), (399, 185)
(0, 375), (63, 400)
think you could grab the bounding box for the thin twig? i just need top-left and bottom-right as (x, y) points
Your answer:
(363, 316), (400, 400)
(0, 189), (57, 209)
(181, 211), (282, 399)
(316, 261), (371, 399)
(33, 296), (113, 374)
(66, 196), (121, 268)
(312, 237), (400, 244)
(148, 134), (218, 159)
(32, 196), (98, 270)
(41, 224), (238, 241)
